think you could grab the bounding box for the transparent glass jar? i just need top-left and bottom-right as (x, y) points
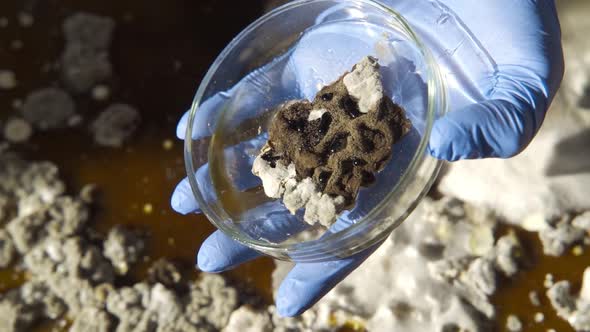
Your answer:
(185, 0), (447, 262)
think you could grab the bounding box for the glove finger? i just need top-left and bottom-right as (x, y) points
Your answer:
(171, 133), (268, 215)
(428, 98), (537, 161)
(197, 230), (261, 272)
(197, 201), (310, 272)
(275, 241), (383, 317)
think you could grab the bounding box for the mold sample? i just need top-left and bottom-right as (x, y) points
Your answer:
(271, 197), (525, 332)
(103, 226), (145, 275)
(3, 118), (33, 143)
(61, 13), (115, 93)
(22, 88), (76, 130)
(506, 315), (523, 332)
(0, 153), (243, 332)
(90, 103), (141, 147)
(0, 69), (17, 90)
(547, 268), (590, 332)
(252, 56), (411, 226)
(539, 215), (587, 256)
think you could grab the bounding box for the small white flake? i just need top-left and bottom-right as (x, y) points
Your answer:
(4, 118), (33, 143)
(17, 12), (34, 27)
(506, 315), (522, 332)
(10, 40), (23, 50)
(534, 312), (545, 323)
(308, 109), (327, 122)
(529, 291), (541, 306)
(92, 84), (111, 101)
(544, 274), (555, 288)
(0, 70), (17, 89)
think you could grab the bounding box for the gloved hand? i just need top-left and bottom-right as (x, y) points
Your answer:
(171, 0), (564, 317)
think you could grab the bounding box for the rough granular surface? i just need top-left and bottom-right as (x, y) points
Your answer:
(0, 153), (242, 332)
(91, 103), (141, 147)
(22, 88), (76, 130)
(269, 78), (409, 203)
(253, 56), (411, 226)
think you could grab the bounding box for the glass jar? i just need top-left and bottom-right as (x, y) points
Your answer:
(185, 0), (447, 262)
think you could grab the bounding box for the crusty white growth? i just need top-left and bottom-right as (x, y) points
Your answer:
(438, 0), (590, 225)
(272, 197), (526, 331)
(0, 70), (17, 90)
(252, 152), (296, 198)
(3, 118), (32, 143)
(252, 152), (345, 227)
(506, 315), (523, 332)
(547, 268), (590, 332)
(307, 109), (328, 121)
(224, 306), (272, 332)
(343, 56), (384, 114)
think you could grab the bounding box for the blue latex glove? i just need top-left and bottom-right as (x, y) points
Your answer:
(171, 0), (564, 317)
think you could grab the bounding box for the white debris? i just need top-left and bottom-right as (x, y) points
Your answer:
(11, 99), (22, 109)
(103, 226), (145, 275)
(307, 109), (328, 121)
(252, 155), (296, 198)
(506, 314), (523, 332)
(0, 70), (17, 89)
(61, 44), (112, 93)
(539, 217), (586, 256)
(272, 197), (524, 331)
(437, 0), (590, 226)
(22, 88), (76, 130)
(70, 307), (114, 332)
(61, 13), (115, 93)
(545, 274), (555, 289)
(252, 155), (345, 227)
(90, 104), (141, 147)
(0, 281), (66, 332)
(92, 84), (111, 101)
(547, 269), (590, 332)
(3, 118), (33, 143)
(63, 13), (115, 50)
(522, 213), (550, 232)
(573, 212), (590, 230)
(10, 40), (23, 50)
(0, 153), (242, 331)
(343, 56), (384, 114)
(530, 291), (542, 307)
(0, 230), (16, 268)
(534, 312), (545, 323)
(224, 306), (272, 332)
(17, 12), (34, 27)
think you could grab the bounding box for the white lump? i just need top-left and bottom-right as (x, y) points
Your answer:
(22, 88), (76, 130)
(252, 152), (345, 227)
(3, 118), (32, 143)
(342, 56), (384, 114)
(0, 70), (17, 90)
(90, 104), (141, 147)
(272, 197), (526, 332)
(547, 268), (590, 332)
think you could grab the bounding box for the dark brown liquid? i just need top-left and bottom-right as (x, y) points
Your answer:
(0, 1), (585, 332)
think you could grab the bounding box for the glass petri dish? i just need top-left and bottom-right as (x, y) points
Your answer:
(185, 0), (447, 262)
